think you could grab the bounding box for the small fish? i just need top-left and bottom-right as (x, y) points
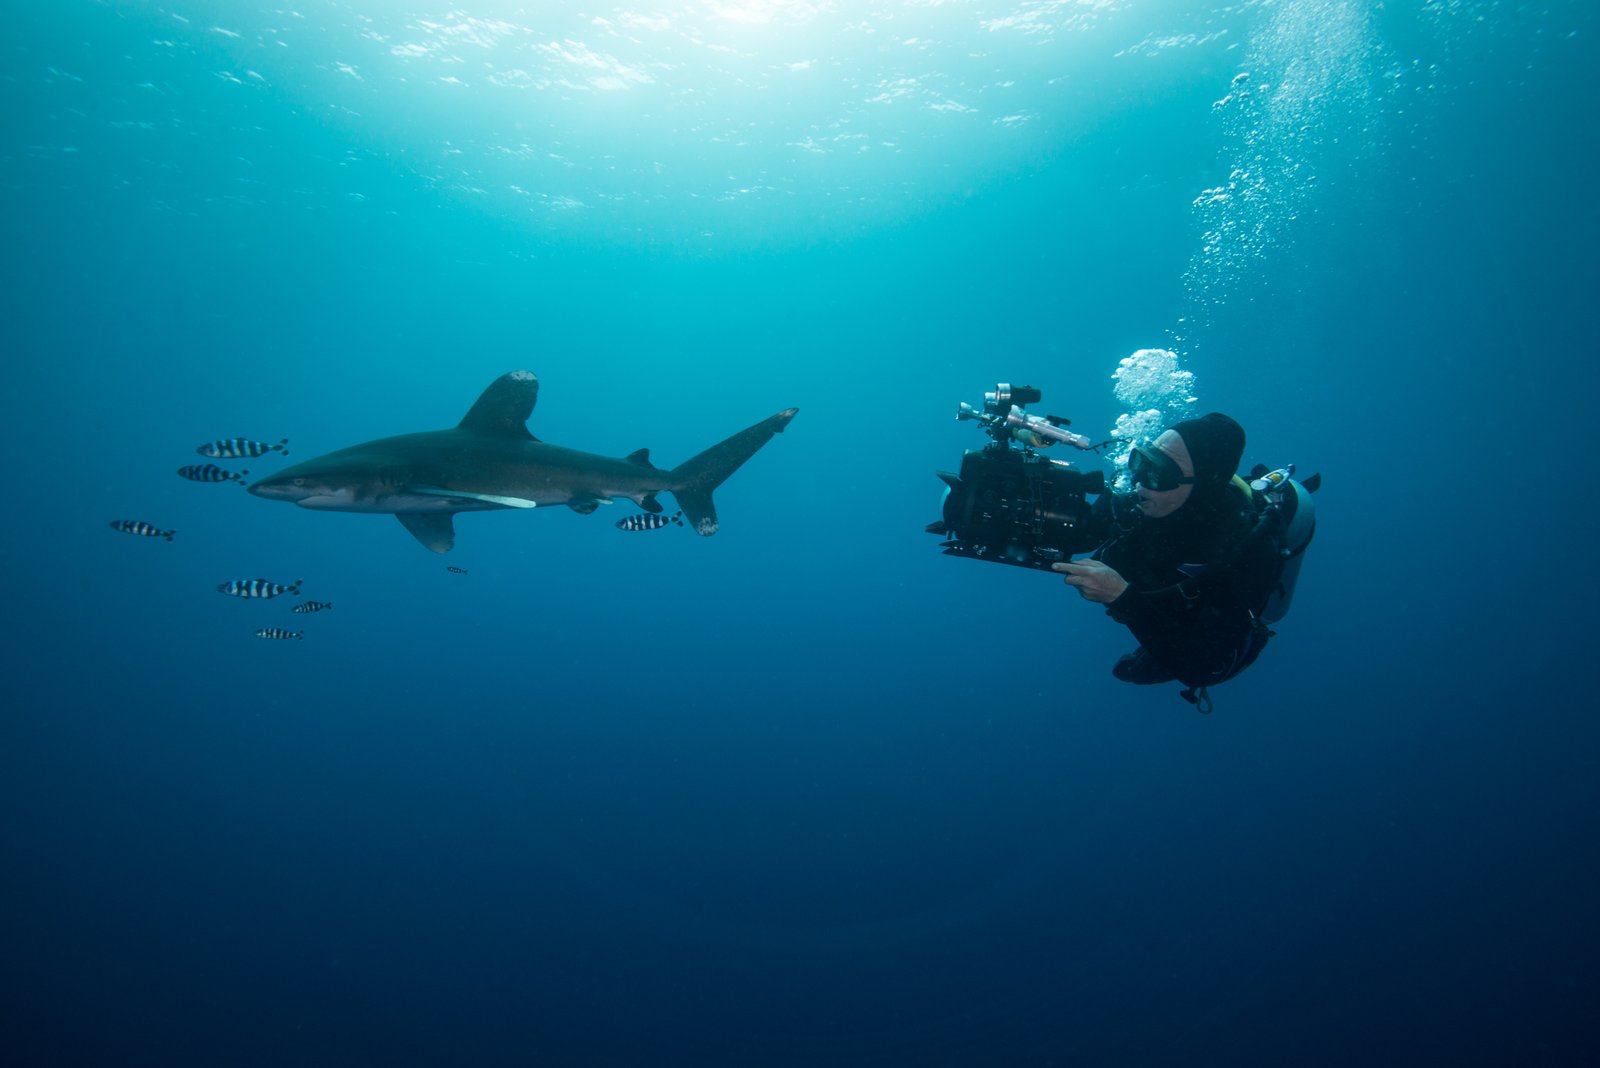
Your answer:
(109, 519), (174, 541)
(217, 578), (303, 600)
(198, 437), (289, 459)
(255, 627), (303, 641)
(616, 510), (685, 532)
(446, 566), (468, 574)
(291, 600), (333, 614)
(177, 463), (248, 485)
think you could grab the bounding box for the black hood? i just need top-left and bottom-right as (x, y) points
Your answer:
(1173, 413), (1245, 489)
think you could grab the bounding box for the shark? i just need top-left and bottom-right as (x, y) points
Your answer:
(248, 370), (797, 553)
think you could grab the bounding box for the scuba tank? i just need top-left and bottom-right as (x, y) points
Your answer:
(1242, 465), (1318, 624)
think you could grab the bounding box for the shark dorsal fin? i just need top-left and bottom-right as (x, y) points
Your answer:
(458, 371), (539, 439)
(624, 448), (657, 470)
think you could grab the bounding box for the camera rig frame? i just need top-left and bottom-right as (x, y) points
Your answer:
(928, 383), (1109, 571)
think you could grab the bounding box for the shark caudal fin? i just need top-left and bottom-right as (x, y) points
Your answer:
(669, 408), (797, 535)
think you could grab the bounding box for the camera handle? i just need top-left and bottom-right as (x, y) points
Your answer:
(1004, 409), (1093, 450)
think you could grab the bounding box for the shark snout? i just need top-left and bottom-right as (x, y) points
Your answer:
(247, 477), (298, 500)
(248, 472), (361, 510)
(248, 472), (329, 504)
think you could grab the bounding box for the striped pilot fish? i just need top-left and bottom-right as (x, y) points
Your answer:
(109, 519), (174, 541)
(255, 627), (303, 641)
(217, 578), (303, 599)
(291, 601), (333, 614)
(616, 510), (685, 532)
(198, 437), (289, 459)
(177, 463), (248, 485)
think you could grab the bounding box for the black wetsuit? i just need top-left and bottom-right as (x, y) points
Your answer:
(1083, 485), (1279, 691)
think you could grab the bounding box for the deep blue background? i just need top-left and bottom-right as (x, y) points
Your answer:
(4, 3), (1597, 1065)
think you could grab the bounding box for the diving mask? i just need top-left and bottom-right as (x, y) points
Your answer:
(1129, 445), (1198, 492)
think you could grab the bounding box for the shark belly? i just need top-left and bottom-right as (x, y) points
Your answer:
(294, 491), (504, 514)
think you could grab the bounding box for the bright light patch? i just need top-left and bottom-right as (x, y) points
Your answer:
(703, 0), (824, 27)
(89, 0), (1398, 247)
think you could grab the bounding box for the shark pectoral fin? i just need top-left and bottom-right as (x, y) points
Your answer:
(412, 486), (539, 509)
(397, 512), (457, 554)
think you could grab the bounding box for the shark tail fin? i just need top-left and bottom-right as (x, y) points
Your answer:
(668, 408), (797, 536)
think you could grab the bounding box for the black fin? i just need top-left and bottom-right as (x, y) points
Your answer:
(1302, 472), (1322, 493)
(569, 498), (601, 516)
(458, 371), (539, 439)
(639, 493), (663, 514)
(625, 448), (658, 470)
(397, 512), (457, 553)
(1249, 463), (1269, 479)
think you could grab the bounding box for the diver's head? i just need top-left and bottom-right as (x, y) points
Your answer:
(1131, 413), (1245, 518)
(1130, 431), (1196, 517)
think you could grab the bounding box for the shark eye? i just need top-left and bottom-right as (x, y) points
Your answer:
(292, 478), (305, 486)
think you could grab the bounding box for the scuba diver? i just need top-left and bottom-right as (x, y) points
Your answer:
(1052, 413), (1288, 712)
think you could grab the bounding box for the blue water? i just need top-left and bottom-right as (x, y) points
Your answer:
(5, 2), (1597, 1064)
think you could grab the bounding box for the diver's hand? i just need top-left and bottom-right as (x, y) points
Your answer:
(1052, 559), (1129, 604)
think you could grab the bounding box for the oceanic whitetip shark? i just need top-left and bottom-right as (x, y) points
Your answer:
(248, 371), (798, 553)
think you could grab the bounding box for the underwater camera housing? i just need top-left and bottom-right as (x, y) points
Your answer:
(927, 383), (1107, 571)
